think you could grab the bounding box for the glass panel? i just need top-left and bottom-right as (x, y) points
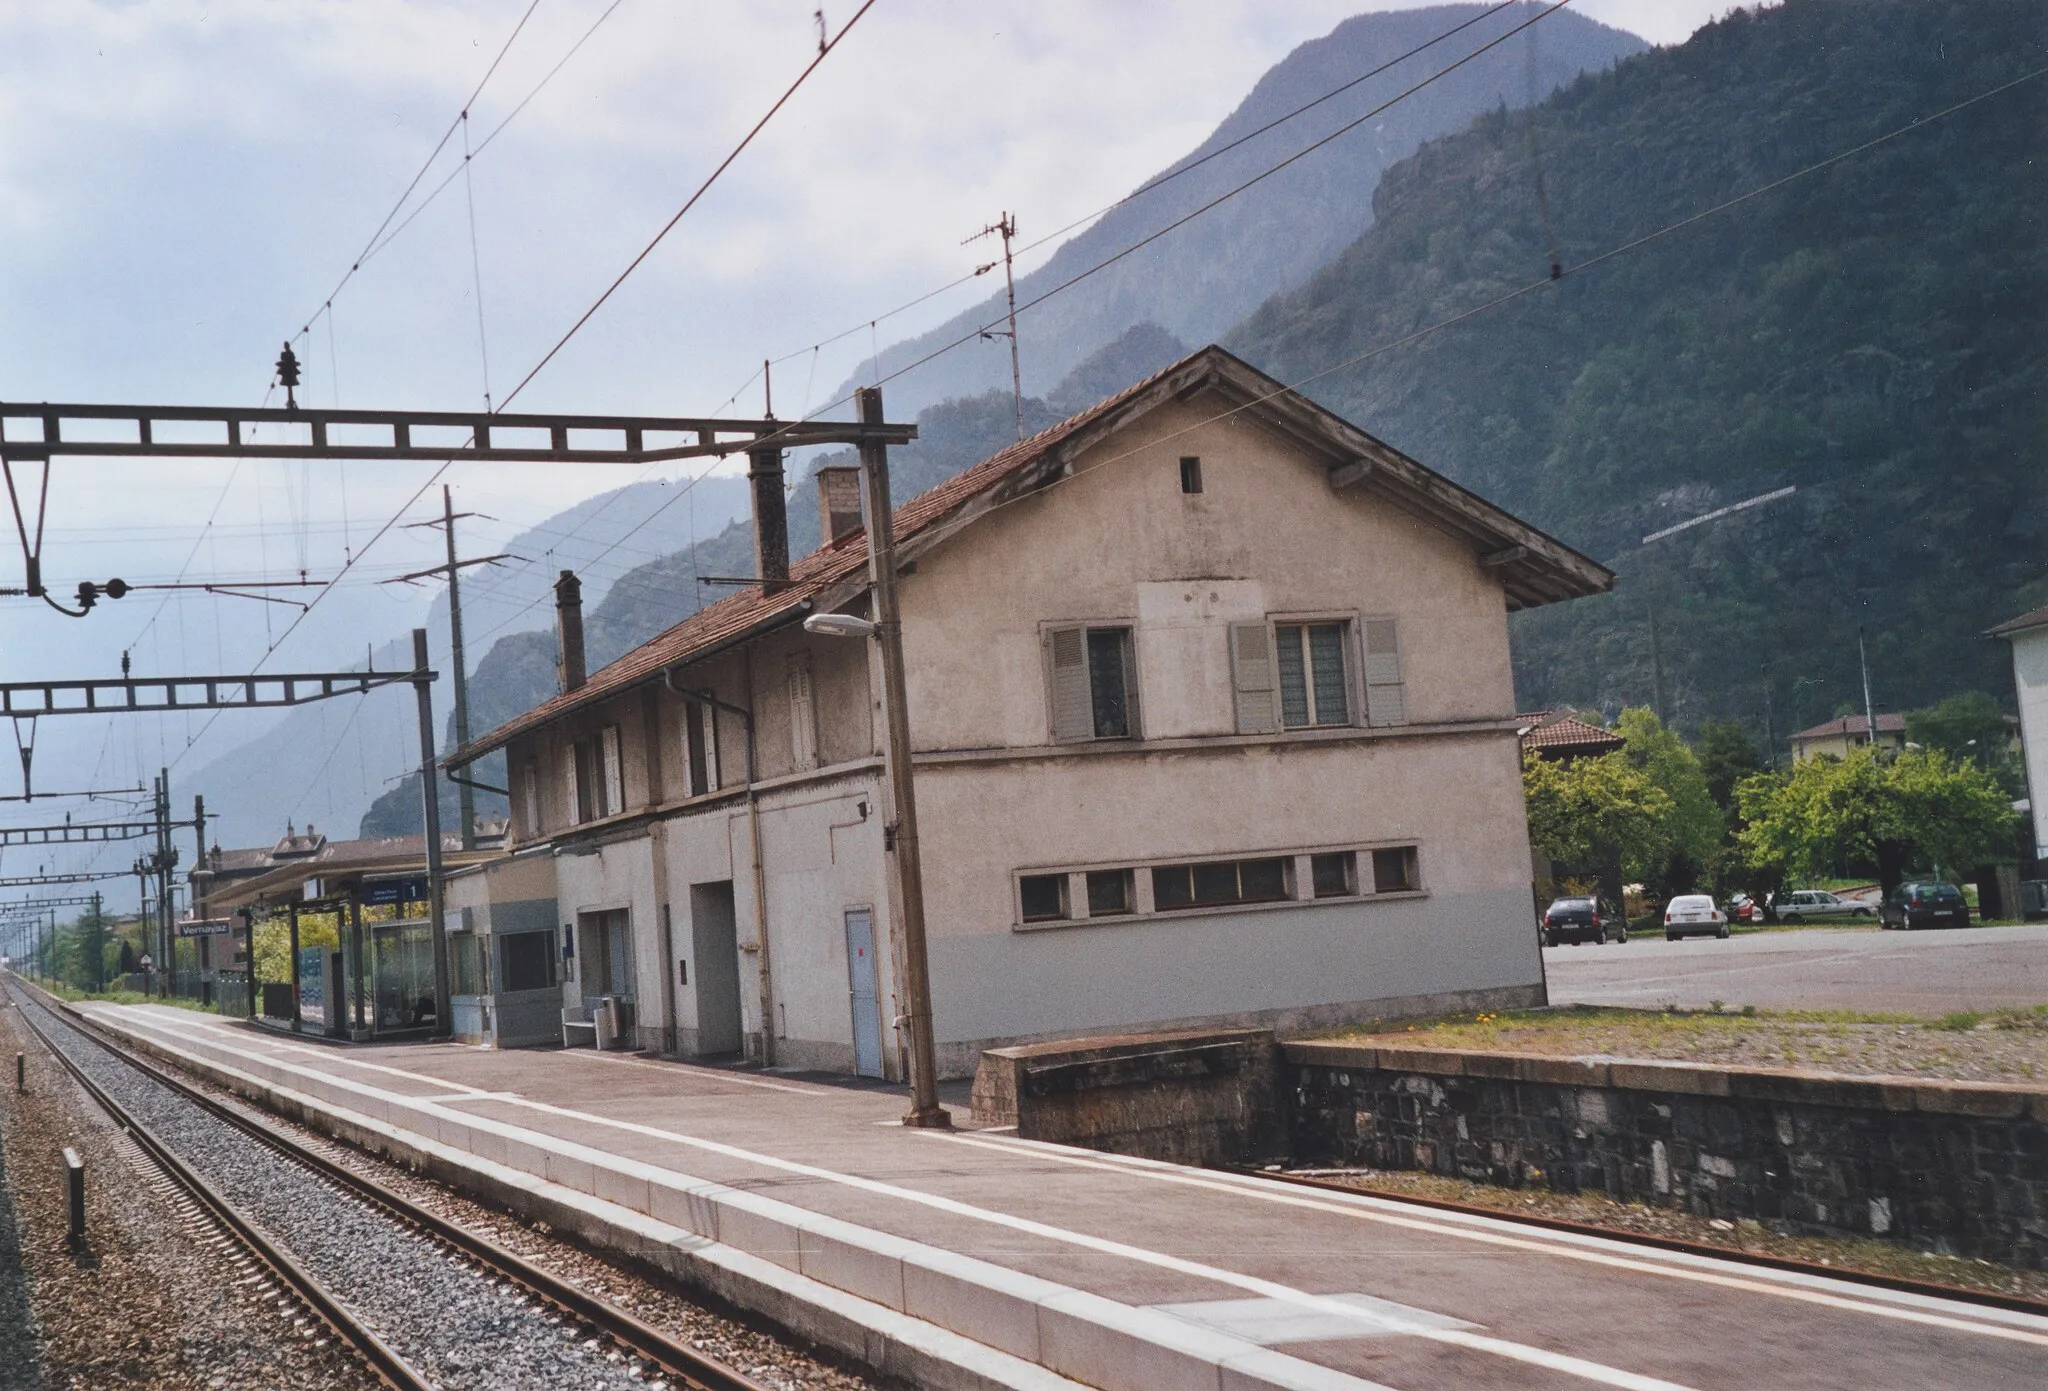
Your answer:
(1085, 870), (1131, 915)
(1311, 852), (1356, 898)
(1191, 861), (1240, 905)
(1308, 624), (1350, 725)
(1373, 846), (1419, 893)
(500, 931), (555, 992)
(605, 912), (635, 1001)
(1019, 874), (1067, 921)
(1275, 625), (1310, 728)
(451, 934), (482, 995)
(372, 922), (437, 1030)
(1087, 629), (1131, 738)
(1152, 865), (1194, 910)
(1238, 858), (1289, 903)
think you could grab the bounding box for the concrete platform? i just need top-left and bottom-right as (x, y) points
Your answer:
(71, 1001), (2048, 1391)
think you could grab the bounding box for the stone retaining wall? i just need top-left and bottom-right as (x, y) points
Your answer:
(1286, 1041), (2048, 1269)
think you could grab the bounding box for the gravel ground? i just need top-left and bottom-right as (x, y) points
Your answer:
(11, 984), (885, 1391)
(0, 992), (377, 1391)
(1289, 1166), (2048, 1303)
(1336, 1003), (2048, 1083)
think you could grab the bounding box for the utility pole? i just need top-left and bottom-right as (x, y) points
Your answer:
(966, 213), (1024, 440)
(1858, 624), (1879, 755)
(855, 386), (948, 1129)
(397, 487), (514, 851)
(89, 891), (102, 992)
(412, 628), (452, 1037)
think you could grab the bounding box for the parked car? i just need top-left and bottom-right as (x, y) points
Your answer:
(1664, 893), (1730, 940)
(1726, 893), (1761, 924)
(1774, 889), (1874, 924)
(1543, 896), (1625, 946)
(1878, 881), (1970, 930)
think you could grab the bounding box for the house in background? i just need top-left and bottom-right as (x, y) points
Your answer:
(1517, 710), (1625, 765)
(1990, 603), (2048, 869)
(449, 346), (1612, 1076)
(1789, 713), (1907, 763)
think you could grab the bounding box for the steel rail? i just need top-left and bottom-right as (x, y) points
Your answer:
(6, 984), (428, 1390)
(1244, 1167), (2048, 1318)
(7, 980), (772, 1391)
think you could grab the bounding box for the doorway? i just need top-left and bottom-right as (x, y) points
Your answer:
(689, 882), (743, 1056)
(580, 908), (636, 1040)
(844, 907), (884, 1078)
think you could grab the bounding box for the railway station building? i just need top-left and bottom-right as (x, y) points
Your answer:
(447, 345), (1612, 1077)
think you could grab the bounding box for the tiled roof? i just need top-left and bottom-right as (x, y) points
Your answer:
(460, 345), (1616, 760)
(1989, 603), (2048, 638)
(1517, 711), (1625, 754)
(1790, 713), (1906, 741)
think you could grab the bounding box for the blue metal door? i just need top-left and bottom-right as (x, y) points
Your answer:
(843, 909), (883, 1078)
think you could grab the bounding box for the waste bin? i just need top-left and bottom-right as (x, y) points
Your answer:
(592, 996), (620, 1051)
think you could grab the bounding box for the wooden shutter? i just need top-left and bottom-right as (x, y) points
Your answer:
(787, 655), (818, 770)
(1363, 617), (1406, 726)
(521, 764), (540, 835)
(601, 725), (625, 816)
(701, 703), (721, 791)
(1230, 622), (1279, 734)
(1048, 627), (1093, 742)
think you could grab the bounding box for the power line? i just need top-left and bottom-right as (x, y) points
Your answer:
(289, 0), (547, 347)
(968, 61), (2048, 523)
(498, 0), (880, 410)
(720, 0), (1531, 400)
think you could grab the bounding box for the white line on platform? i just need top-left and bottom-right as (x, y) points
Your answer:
(924, 1131), (2048, 1346)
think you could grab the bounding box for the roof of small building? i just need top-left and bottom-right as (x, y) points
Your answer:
(1988, 603), (2048, 638)
(1517, 710), (1625, 755)
(1789, 713), (1907, 741)
(458, 345), (1615, 762)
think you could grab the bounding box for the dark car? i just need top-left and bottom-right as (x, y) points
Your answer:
(1543, 896), (1625, 947)
(1878, 881), (1970, 930)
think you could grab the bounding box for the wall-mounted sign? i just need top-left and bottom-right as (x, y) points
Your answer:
(362, 877), (428, 906)
(176, 918), (234, 938)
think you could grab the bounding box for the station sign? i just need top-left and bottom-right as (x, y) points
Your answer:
(175, 918), (234, 938)
(362, 877), (428, 906)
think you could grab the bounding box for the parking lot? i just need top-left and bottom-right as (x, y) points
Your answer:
(1543, 922), (2048, 1014)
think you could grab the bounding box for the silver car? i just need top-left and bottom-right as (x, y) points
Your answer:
(1774, 889), (1875, 924)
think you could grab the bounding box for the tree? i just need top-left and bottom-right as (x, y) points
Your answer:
(1695, 718), (1764, 812)
(1737, 747), (2017, 896)
(1616, 707), (1722, 896)
(1524, 750), (1675, 885)
(1905, 691), (2011, 764)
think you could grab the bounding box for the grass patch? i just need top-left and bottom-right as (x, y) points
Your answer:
(35, 979), (218, 1013)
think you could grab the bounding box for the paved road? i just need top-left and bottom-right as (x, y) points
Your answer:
(1544, 923), (2048, 1014)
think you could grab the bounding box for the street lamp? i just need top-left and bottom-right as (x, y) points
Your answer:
(802, 384), (950, 1129)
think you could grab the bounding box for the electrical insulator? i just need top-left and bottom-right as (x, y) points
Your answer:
(276, 341), (302, 409)
(104, 578), (129, 600)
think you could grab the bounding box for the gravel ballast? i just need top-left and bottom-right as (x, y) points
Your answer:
(0, 991), (377, 1391)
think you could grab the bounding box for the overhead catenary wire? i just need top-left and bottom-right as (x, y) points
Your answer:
(718, 0), (1531, 402)
(497, 0), (880, 410)
(288, 0), (547, 347)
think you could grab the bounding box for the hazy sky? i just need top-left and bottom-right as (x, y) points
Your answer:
(0, 0), (1744, 818)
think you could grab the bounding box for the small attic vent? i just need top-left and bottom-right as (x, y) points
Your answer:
(1180, 456), (1203, 494)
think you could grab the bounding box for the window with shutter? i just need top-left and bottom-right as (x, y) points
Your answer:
(787, 654), (818, 770)
(1363, 617), (1405, 726)
(684, 699), (710, 796)
(701, 702), (721, 791)
(1048, 627), (1091, 741)
(601, 725), (625, 816)
(569, 744), (592, 823)
(1229, 622), (1278, 734)
(1273, 621), (1352, 728)
(521, 763), (540, 836)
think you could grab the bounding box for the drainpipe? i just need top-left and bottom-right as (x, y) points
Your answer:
(663, 663), (773, 1067)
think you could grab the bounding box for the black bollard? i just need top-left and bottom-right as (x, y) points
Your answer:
(14, 1051), (22, 1094)
(63, 1147), (85, 1249)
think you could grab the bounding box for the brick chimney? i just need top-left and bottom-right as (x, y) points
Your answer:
(554, 569), (586, 692)
(748, 443), (789, 591)
(816, 465), (864, 546)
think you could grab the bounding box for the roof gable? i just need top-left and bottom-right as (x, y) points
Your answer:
(458, 345), (1612, 760)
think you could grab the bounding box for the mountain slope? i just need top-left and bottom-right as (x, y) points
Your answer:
(1227, 0), (2048, 735)
(845, 4), (1643, 415)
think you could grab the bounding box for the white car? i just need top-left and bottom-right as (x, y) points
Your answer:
(1663, 893), (1729, 941)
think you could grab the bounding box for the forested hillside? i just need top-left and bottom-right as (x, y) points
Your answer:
(1228, 0), (2046, 735)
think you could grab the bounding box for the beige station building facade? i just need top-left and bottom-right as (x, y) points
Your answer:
(443, 347), (1612, 1078)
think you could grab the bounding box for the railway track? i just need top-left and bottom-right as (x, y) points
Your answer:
(5, 979), (772, 1391)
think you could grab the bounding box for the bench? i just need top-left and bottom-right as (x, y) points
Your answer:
(560, 1008), (597, 1049)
